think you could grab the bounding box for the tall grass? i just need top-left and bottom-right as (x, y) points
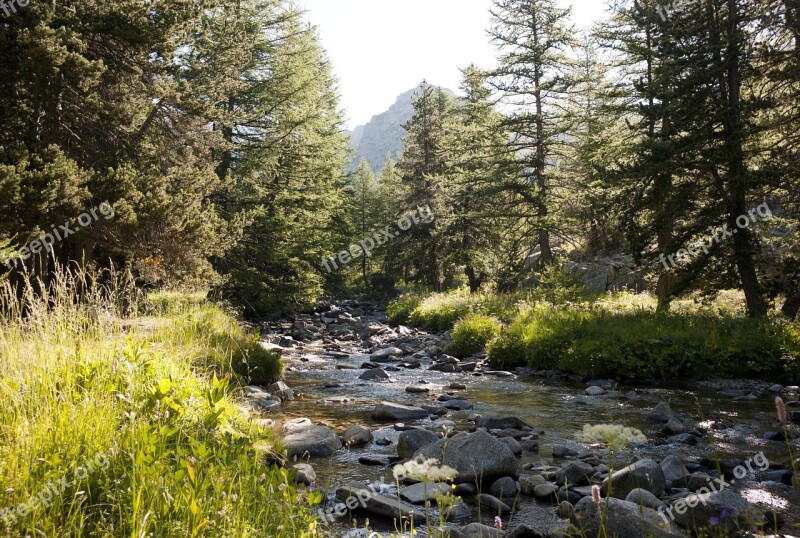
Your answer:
(0, 267), (317, 537)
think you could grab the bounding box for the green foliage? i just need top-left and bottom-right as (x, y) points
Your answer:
(386, 293), (424, 326)
(447, 313), (502, 358)
(0, 274), (314, 537)
(489, 305), (800, 382)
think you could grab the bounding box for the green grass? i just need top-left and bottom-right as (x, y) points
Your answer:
(447, 314), (502, 358)
(0, 270), (320, 537)
(488, 304), (800, 382)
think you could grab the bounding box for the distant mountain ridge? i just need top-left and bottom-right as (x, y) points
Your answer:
(346, 83), (452, 174)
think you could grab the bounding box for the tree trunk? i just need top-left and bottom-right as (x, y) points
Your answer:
(782, 291), (800, 319)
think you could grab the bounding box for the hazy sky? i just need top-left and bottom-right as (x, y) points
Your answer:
(299, 0), (609, 130)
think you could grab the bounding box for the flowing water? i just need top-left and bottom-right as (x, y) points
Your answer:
(260, 308), (799, 536)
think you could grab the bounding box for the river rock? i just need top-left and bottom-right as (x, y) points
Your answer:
(551, 445), (578, 458)
(671, 488), (749, 532)
(283, 423), (341, 458)
(372, 401), (429, 422)
(414, 431), (519, 483)
(480, 416), (532, 430)
(555, 461), (595, 486)
(475, 494), (511, 514)
(661, 454), (689, 488)
(499, 437), (522, 456)
(399, 482), (451, 504)
(646, 402), (680, 423)
(397, 429), (439, 459)
(533, 483), (559, 501)
(442, 399), (474, 411)
(571, 497), (681, 537)
(267, 381), (294, 401)
(626, 488), (667, 511)
(489, 476), (519, 499)
(359, 368), (390, 381)
(335, 482), (425, 523)
(371, 347), (403, 361)
(602, 459), (665, 498)
(585, 386), (606, 396)
(459, 522), (505, 538)
(292, 463), (316, 485)
(556, 500), (575, 518)
(247, 387), (282, 411)
(519, 475), (546, 495)
(406, 385), (430, 393)
(342, 425), (373, 447)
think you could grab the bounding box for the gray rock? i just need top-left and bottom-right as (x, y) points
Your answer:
(406, 385), (430, 393)
(359, 368), (390, 381)
(556, 501), (574, 518)
(371, 347), (403, 361)
(646, 402), (679, 423)
(556, 461), (595, 486)
(399, 482), (451, 504)
(397, 429), (439, 459)
(247, 386), (282, 410)
(283, 423), (341, 458)
(342, 425), (373, 447)
(519, 475), (547, 495)
(414, 431), (519, 484)
(585, 386), (606, 396)
(475, 494), (511, 514)
(292, 463), (316, 485)
(625, 488), (667, 511)
(444, 501), (475, 522)
(372, 401), (429, 422)
(499, 437), (522, 456)
(450, 382), (468, 390)
(570, 497), (681, 538)
(442, 399), (474, 411)
(480, 417), (533, 430)
(454, 483), (477, 496)
(671, 488), (749, 532)
(533, 483), (559, 501)
(489, 477), (519, 499)
(267, 381), (294, 401)
(335, 482), (424, 523)
(661, 454), (689, 488)
(460, 522), (505, 538)
(663, 416), (691, 435)
(601, 459), (665, 498)
(551, 445), (578, 458)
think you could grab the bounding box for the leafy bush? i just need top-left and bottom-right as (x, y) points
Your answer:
(232, 345), (284, 386)
(386, 292), (424, 325)
(447, 314), (502, 358)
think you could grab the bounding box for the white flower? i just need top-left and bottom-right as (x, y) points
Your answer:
(392, 458), (457, 482)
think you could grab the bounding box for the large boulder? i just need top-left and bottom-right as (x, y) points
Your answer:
(571, 497), (682, 538)
(480, 416), (533, 430)
(342, 425), (373, 447)
(335, 482), (425, 523)
(372, 401), (429, 422)
(398, 429), (439, 459)
(670, 488), (749, 532)
(602, 459), (665, 499)
(399, 482), (451, 504)
(414, 431), (519, 484)
(283, 423), (341, 458)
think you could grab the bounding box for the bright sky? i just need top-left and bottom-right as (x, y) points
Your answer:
(299, 0), (609, 130)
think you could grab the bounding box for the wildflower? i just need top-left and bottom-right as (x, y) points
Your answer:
(392, 458), (457, 482)
(494, 515), (503, 529)
(591, 485), (601, 505)
(776, 397), (787, 425)
(708, 516), (720, 526)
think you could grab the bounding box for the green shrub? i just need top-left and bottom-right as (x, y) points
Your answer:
(232, 345), (284, 386)
(386, 293), (424, 325)
(447, 314), (502, 358)
(489, 306), (800, 382)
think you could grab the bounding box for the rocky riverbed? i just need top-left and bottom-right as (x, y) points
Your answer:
(247, 299), (800, 537)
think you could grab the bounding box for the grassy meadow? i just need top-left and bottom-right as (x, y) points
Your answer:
(0, 271), (319, 537)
